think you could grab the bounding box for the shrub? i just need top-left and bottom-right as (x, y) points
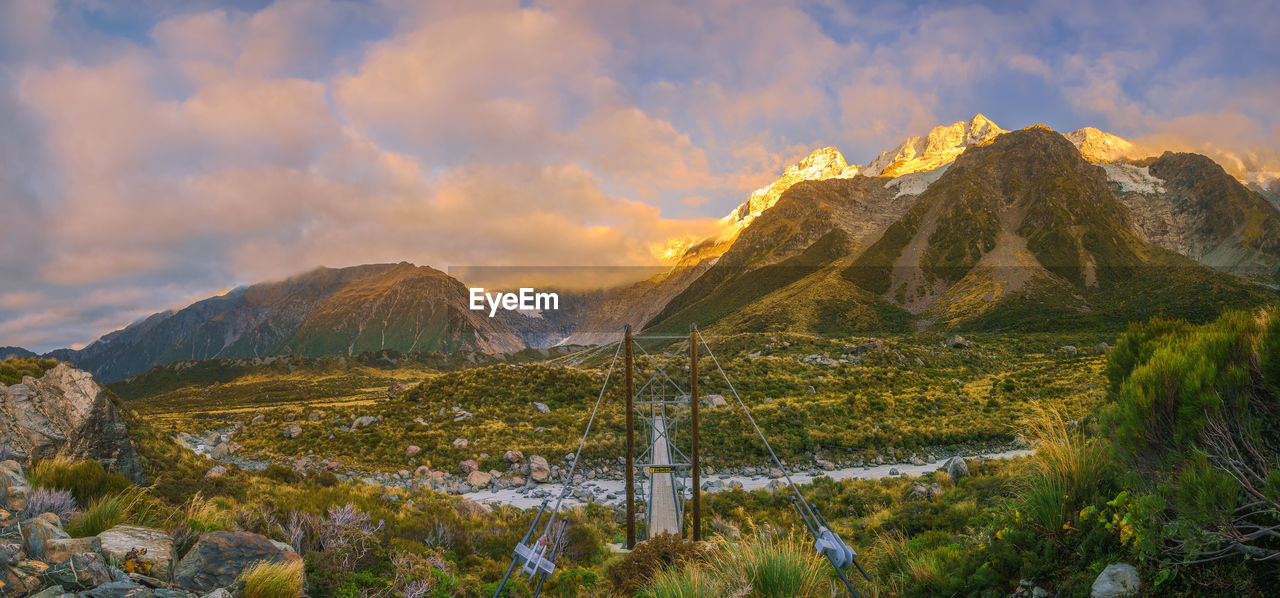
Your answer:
(606, 534), (706, 596)
(1019, 406), (1111, 535)
(709, 534), (830, 598)
(263, 464), (301, 484)
(28, 458), (132, 504)
(645, 564), (726, 598)
(239, 559), (305, 598)
(0, 357), (59, 385)
(21, 487), (80, 524)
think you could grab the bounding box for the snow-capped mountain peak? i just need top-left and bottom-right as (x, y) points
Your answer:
(1065, 127), (1136, 163)
(862, 114), (1008, 177)
(721, 146), (861, 231)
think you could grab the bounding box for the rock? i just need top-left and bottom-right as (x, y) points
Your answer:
(208, 443), (235, 460)
(1094, 342), (1111, 354)
(816, 459), (835, 471)
(466, 471), (492, 488)
(911, 456), (926, 466)
(452, 438), (469, 448)
(533, 402), (551, 414)
(453, 411), (474, 422)
(0, 540), (21, 564)
(199, 589), (232, 598)
(946, 335), (971, 349)
(250, 414), (265, 425)
(1033, 587), (1049, 598)
(405, 445), (421, 457)
(0, 364), (147, 483)
(503, 450), (523, 463)
(43, 536), (101, 564)
(40, 551), (113, 591)
(1060, 345), (1079, 356)
(351, 416), (378, 430)
(24, 512), (69, 559)
(99, 526), (175, 581)
(701, 394), (728, 408)
(944, 456), (969, 480)
(386, 382), (410, 398)
(281, 424), (302, 439)
(307, 411), (323, 422)
(173, 531), (298, 593)
(888, 468), (900, 476)
(460, 459), (479, 473)
(29, 586), (74, 598)
(454, 500), (492, 517)
(80, 580), (154, 598)
(529, 455), (551, 482)
(767, 468), (783, 479)
(6, 484), (30, 512)
(204, 466), (227, 479)
(1091, 563), (1140, 597)
(806, 385), (816, 395)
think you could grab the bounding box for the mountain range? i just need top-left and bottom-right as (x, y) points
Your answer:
(12, 115), (1280, 381)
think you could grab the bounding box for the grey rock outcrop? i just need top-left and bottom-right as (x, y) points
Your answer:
(0, 364), (146, 483)
(1090, 563), (1140, 597)
(173, 531), (299, 593)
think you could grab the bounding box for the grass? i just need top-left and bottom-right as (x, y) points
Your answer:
(1019, 405), (1111, 535)
(645, 565), (726, 598)
(239, 559), (305, 598)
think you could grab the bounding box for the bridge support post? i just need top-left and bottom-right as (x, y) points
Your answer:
(690, 323), (701, 542)
(625, 325), (636, 549)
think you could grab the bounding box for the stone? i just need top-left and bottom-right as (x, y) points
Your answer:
(351, 416), (378, 430)
(888, 468), (900, 476)
(454, 500), (492, 517)
(911, 456), (926, 466)
(99, 526), (175, 581)
(1091, 563), (1140, 597)
(467, 471), (493, 488)
(173, 532), (298, 593)
(24, 512), (69, 560)
(405, 445), (421, 457)
(1060, 345), (1079, 356)
(1033, 587), (1049, 598)
(503, 450), (523, 463)
(701, 394), (728, 408)
(250, 414), (266, 425)
(767, 468), (783, 479)
(460, 459), (479, 473)
(944, 456), (969, 480)
(80, 580), (154, 598)
(204, 466), (227, 479)
(453, 411), (474, 422)
(40, 552), (114, 591)
(533, 402), (551, 414)
(199, 589), (232, 598)
(816, 459), (836, 471)
(43, 536), (101, 564)
(452, 438), (469, 448)
(5, 484), (30, 512)
(0, 364), (147, 483)
(29, 586), (74, 598)
(946, 335), (971, 349)
(1094, 342), (1111, 354)
(281, 424), (302, 439)
(529, 456), (550, 483)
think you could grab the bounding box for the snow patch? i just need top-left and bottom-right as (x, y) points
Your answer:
(1100, 163), (1166, 194)
(885, 164), (949, 198)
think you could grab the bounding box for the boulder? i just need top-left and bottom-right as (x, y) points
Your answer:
(452, 438), (469, 448)
(529, 456), (551, 483)
(533, 402), (551, 414)
(1094, 342), (1111, 355)
(0, 364), (146, 483)
(250, 414), (266, 425)
(8, 559), (54, 595)
(40, 552), (113, 591)
(281, 424), (302, 439)
(98, 526), (174, 581)
(467, 471), (493, 489)
(1060, 345), (1079, 356)
(80, 580), (155, 598)
(405, 445), (421, 457)
(204, 466), (227, 480)
(946, 335), (971, 349)
(5, 485), (29, 512)
(454, 500), (492, 517)
(701, 394), (728, 408)
(173, 531), (298, 593)
(460, 459), (479, 473)
(24, 512), (69, 560)
(43, 535), (101, 564)
(453, 411), (474, 422)
(503, 450), (523, 463)
(0, 540), (21, 565)
(944, 457), (969, 480)
(351, 416), (378, 430)
(816, 459), (836, 471)
(1091, 563), (1140, 597)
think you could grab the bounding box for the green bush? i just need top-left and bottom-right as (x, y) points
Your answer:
(28, 458), (133, 504)
(606, 534), (706, 596)
(0, 357), (58, 385)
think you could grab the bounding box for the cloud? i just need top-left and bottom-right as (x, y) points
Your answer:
(0, 0), (1277, 352)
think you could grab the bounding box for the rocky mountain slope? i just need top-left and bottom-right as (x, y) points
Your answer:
(841, 126), (1272, 329)
(45, 263), (524, 382)
(0, 362), (145, 483)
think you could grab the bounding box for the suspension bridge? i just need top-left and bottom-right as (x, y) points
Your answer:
(493, 325), (870, 597)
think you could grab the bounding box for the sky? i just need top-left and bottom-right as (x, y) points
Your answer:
(1, 0), (1277, 352)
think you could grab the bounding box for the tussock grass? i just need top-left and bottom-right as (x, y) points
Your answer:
(1020, 405), (1109, 534)
(239, 559), (305, 598)
(647, 534), (831, 598)
(645, 564), (726, 598)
